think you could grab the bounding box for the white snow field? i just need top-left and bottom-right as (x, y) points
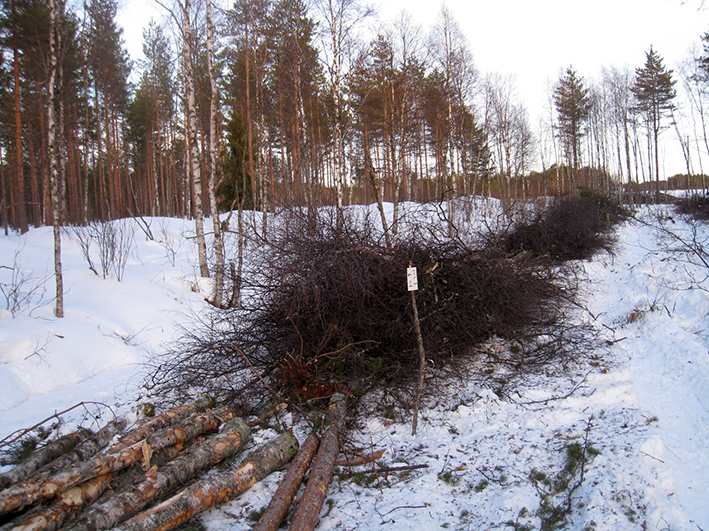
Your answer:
(0, 203), (707, 531)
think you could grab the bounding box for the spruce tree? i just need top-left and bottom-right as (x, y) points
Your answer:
(553, 66), (590, 184)
(632, 46), (676, 199)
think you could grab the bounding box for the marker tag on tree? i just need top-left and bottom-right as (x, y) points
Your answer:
(407, 267), (419, 291)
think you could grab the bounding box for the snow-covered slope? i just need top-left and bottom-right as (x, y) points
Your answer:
(0, 206), (707, 530)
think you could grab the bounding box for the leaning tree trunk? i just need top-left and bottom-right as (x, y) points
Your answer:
(114, 432), (299, 531)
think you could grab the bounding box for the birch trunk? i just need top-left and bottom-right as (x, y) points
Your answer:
(68, 418), (250, 531)
(205, 0), (224, 306)
(0, 432), (85, 491)
(7, 473), (113, 531)
(115, 432), (299, 531)
(0, 409), (233, 516)
(181, 0), (209, 278)
(107, 401), (211, 455)
(47, 0), (63, 318)
(4, 419), (127, 496)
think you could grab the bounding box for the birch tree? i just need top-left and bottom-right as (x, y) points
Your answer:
(205, 0), (224, 305)
(180, 0), (209, 277)
(314, 0), (371, 226)
(47, 0), (63, 317)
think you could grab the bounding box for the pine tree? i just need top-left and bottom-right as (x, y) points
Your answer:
(85, 0), (131, 219)
(632, 46), (676, 199)
(553, 66), (590, 184)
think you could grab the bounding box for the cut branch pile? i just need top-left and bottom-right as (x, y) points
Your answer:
(0, 402), (300, 531)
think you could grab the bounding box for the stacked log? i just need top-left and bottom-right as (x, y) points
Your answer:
(0, 402), (299, 531)
(115, 432), (299, 531)
(0, 408), (233, 516)
(289, 394), (348, 531)
(252, 432), (320, 531)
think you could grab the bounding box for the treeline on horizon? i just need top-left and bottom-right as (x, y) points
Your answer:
(1, 0), (708, 233)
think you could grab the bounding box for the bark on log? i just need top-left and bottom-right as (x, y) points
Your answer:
(68, 418), (251, 531)
(1, 419), (127, 497)
(7, 473), (114, 531)
(289, 394), (347, 531)
(107, 399), (212, 455)
(91, 445), (181, 508)
(114, 431), (299, 531)
(0, 432), (86, 491)
(0, 409), (233, 516)
(252, 432), (319, 531)
(334, 449), (385, 467)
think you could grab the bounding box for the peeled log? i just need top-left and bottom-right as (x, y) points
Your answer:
(68, 417), (251, 531)
(107, 399), (212, 455)
(0, 408), (233, 516)
(7, 473), (114, 531)
(115, 431), (299, 531)
(252, 432), (319, 531)
(0, 432), (86, 492)
(289, 394), (347, 531)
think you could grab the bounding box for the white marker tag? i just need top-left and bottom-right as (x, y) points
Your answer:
(407, 267), (419, 291)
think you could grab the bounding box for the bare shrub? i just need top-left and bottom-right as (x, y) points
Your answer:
(71, 220), (135, 281)
(674, 194), (709, 221)
(146, 209), (582, 413)
(0, 245), (50, 317)
(492, 193), (628, 263)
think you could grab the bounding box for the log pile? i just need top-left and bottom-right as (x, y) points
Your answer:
(0, 403), (298, 531)
(0, 394), (390, 531)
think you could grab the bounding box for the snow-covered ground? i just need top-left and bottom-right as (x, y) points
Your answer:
(1, 205), (708, 531)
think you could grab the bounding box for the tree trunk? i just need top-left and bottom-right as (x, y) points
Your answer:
(47, 0), (63, 318)
(30, 420), (129, 482)
(69, 418), (250, 531)
(252, 432), (319, 531)
(181, 0), (209, 278)
(0, 409), (233, 516)
(8, 473), (114, 531)
(289, 394), (347, 531)
(205, 0), (224, 307)
(11, 0), (28, 234)
(114, 432), (299, 531)
(107, 401), (211, 455)
(0, 432), (86, 491)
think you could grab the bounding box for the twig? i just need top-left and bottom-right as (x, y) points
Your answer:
(336, 464), (428, 478)
(381, 504), (428, 516)
(513, 373), (592, 406)
(334, 448), (386, 467)
(0, 402), (114, 449)
(639, 450), (665, 463)
(248, 403), (288, 427)
(231, 344), (304, 416)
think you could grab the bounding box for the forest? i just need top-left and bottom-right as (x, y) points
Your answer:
(1, 0), (706, 237)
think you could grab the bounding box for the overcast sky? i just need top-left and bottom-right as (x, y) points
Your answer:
(117, 0), (709, 175)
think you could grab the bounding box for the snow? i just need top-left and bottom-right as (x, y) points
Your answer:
(1, 205), (709, 530)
